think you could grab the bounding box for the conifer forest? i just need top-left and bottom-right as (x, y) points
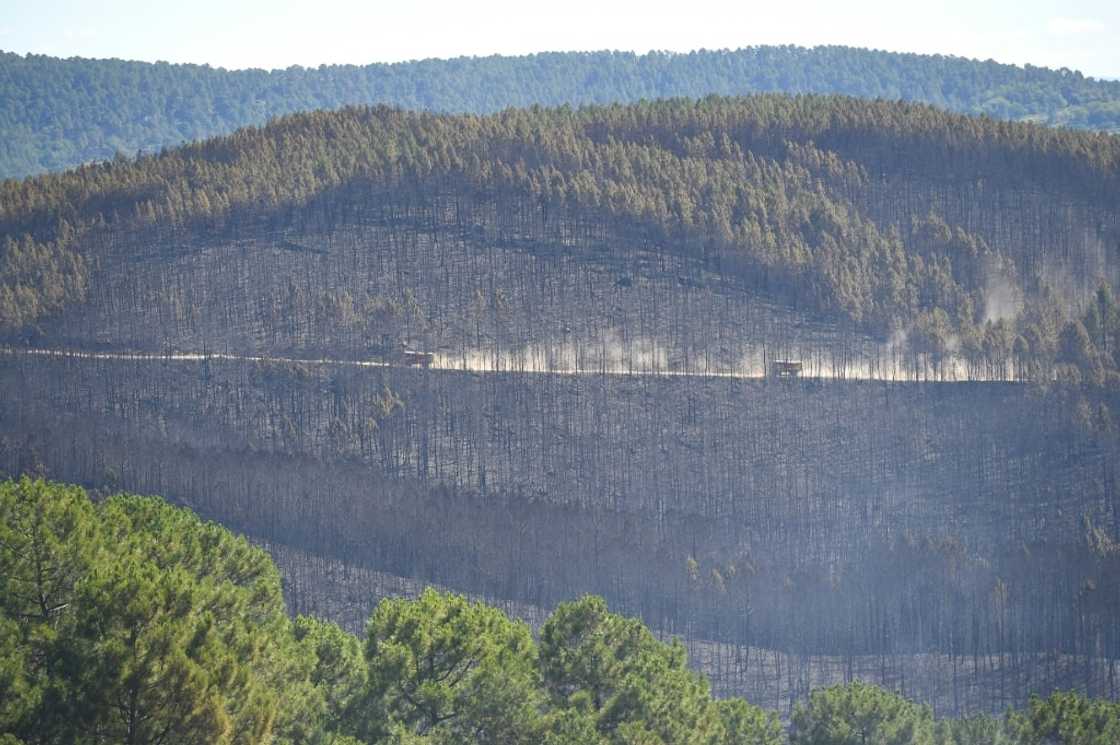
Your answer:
(2, 34), (1120, 745)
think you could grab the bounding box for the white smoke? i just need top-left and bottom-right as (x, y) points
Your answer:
(983, 276), (1023, 324)
(435, 329), (671, 376)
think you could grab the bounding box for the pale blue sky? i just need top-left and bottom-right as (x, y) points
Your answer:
(1, 0), (1117, 79)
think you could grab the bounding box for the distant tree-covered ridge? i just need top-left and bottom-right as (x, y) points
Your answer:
(2, 95), (1118, 382)
(2, 476), (1118, 744)
(3, 44), (1120, 178)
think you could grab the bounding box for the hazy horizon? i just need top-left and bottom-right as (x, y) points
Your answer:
(2, 0), (1118, 80)
(4, 43), (1120, 85)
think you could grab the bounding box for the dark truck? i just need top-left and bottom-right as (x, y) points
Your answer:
(401, 349), (434, 368)
(770, 360), (803, 380)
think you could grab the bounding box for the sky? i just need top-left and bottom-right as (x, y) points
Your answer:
(1, 0), (1118, 80)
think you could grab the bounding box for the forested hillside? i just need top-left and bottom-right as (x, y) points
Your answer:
(2, 95), (1119, 714)
(3, 44), (1120, 178)
(3, 96), (1118, 381)
(4, 477), (1119, 745)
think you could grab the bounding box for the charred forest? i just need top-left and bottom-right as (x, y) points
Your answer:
(1, 95), (1119, 716)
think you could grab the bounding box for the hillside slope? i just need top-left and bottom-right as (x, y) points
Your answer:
(3, 45), (1120, 178)
(3, 96), (1118, 382)
(2, 95), (1119, 713)
(3, 350), (1118, 714)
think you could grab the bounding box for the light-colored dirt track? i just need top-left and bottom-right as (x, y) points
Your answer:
(1, 345), (1020, 383)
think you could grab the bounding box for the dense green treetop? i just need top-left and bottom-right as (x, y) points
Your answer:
(359, 588), (541, 743)
(791, 681), (935, 745)
(539, 595), (722, 745)
(3, 45), (1120, 178)
(0, 477), (326, 744)
(1008, 692), (1120, 745)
